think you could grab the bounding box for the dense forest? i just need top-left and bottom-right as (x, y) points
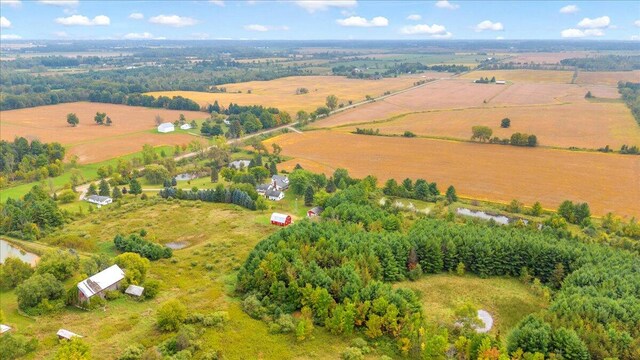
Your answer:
(201, 103), (292, 137)
(0, 138), (66, 186)
(560, 55), (640, 71)
(619, 81), (640, 125)
(237, 181), (640, 359)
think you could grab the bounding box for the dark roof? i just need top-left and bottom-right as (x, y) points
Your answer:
(256, 184), (272, 191)
(309, 206), (324, 214)
(266, 189), (283, 197)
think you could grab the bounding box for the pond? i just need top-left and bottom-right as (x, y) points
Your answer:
(0, 239), (40, 267)
(456, 208), (511, 225)
(165, 241), (189, 250)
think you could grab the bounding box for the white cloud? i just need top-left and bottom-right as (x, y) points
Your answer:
(400, 23), (447, 35)
(631, 35), (640, 41)
(0, 0), (21, 7)
(435, 1), (459, 10)
(39, 0), (78, 6)
(209, 0), (224, 6)
(475, 20), (504, 32)
(55, 15), (111, 26)
(54, 31), (68, 37)
(577, 16), (610, 29)
(336, 16), (388, 27)
(294, 0), (357, 13)
(1, 16), (11, 28)
(149, 15), (198, 27)
(1, 34), (22, 39)
(129, 13), (144, 20)
(559, 5), (579, 14)
(407, 14), (422, 21)
(123, 32), (159, 40)
(560, 28), (585, 38)
(431, 32), (453, 39)
(496, 36), (504, 40)
(244, 24), (289, 31)
(634, 20), (640, 27)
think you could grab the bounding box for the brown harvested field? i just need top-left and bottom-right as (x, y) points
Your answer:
(278, 157), (337, 174)
(145, 75), (424, 114)
(265, 131), (640, 217)
(460, 70), (574, 83)
(489, 83), (585, 105)
(575, 71), (640, 86)
(505, 51), (595, 64)
(336, 102), (640, 149)
(0, 102), (206, 163)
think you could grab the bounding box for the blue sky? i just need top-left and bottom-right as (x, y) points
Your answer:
(0, 1), (638, 41)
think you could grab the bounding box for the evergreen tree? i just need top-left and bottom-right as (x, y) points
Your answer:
(129, 179), (142, 196)
(98, 179), (110, 196)
(211, 167), (219, 183)
(304, 185), (315, 206)
(326, 178), (337, 193)
(269, 162), (278, 176)
(111, 186), (122, 199)
(87, 183), (97, 196)
(446, 185), (458, 203)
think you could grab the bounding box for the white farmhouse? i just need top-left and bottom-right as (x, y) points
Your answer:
(266, 189), (285, 201)
(158, 122), (175, 133)
(85, 195), (112, 206)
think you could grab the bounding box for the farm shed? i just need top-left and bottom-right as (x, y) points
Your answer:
(495, 80), (506, 84)
(229, 160), (251, 169)
(307, 206), (323, 217)
(270, 213), (292, 226)
(77, 264), (125, 303)
(266, 189), (285, 201)
(180, 123), (192, 130)
(85, 195), (112, 206)
(157, 122), (175, 133)
(125, 284), (145, 297)
(1, 324), (11, 334)
(57, 329), (82, 340)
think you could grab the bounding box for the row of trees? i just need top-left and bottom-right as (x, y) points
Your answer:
(471, 126), (538, 147)
(158, 184), (261, 211)
(382, 177), (440, 202)
(114, 233), (172, 260)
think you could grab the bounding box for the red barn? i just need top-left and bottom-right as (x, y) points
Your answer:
(270, 212), (292, 226)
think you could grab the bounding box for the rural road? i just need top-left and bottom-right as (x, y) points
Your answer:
(72, 77), (438, 199)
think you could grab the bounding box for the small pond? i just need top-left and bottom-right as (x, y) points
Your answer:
(165, 241), (189, 250)
(0, 239), (40, 267)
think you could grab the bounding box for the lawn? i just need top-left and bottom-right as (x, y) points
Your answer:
(396, 274), (548, 339)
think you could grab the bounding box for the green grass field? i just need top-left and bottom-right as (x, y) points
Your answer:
(396, 274), (548, 339)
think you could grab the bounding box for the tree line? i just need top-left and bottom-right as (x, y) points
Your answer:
(0, 138), (66, 186)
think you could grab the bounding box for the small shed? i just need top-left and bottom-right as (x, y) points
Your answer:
(307, 206), (323, 217)
(77, 264), (125, 303)
(266, 189), (284, 201)
(85, 195), (112, 206)
(179, 123), (192, 130)
(495, 80), (506, 85)
(270, 212), (292, 227)
(229, 160), (251, 169)
(125, 284), (145, 297)
(57, 329), (82, 340)
(158, 122), (175, 133)
(0, 324), (11, 334)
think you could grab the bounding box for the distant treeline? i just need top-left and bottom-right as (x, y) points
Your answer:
(331, 62), (470, 78)
(619, 81), (640, 125)
(560, 55), (640, 71)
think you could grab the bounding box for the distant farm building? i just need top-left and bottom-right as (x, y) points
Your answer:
(307, 206), (323, 217)
(158, 122), (175, 133)
(270, 212), (292, 226)
(1, 324), (11, 334)
(229, 160), (251, 169)
(266, 189), (285, 201)
(57, 329), (82, 340)
(180, 123), (192, 130)
(85, 195), (112, 206)
(125, 284), (145, 298)
(77, 264), (125, 303)
(495, 80), (506, 84)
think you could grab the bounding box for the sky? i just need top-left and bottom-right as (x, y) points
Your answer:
(0, 0), (639, 41)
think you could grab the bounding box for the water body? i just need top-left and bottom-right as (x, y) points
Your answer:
(456, 208), (511, 225)
(0, 239), (40, 267)
(165, 241), (188, 250)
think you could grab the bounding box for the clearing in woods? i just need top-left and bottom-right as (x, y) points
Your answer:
(0, 102), (207, 163)
(334, 102), (640, 149)
(145, 74), (428, 114)
(264, 130), (640, 217)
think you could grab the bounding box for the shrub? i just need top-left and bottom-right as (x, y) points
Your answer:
(341, 347), (364, 360)
(157, 299), (187, 332)
(241, 295), (264, 319)
(143, 279), (161, 300)
(0, 257), (34, 289)
(0, 333), (38, 360)
(104, 290), (121, 300)
(269, 314), (296, 334)
(118, 344), (145, 360)
(15, 273), (64, 311)
(36, 250), (79, 281)
(53, 338), (91, 360)
(456, 262), (466, 276)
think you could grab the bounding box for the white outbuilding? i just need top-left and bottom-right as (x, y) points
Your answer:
(57, 328), (82, 340)
(125, 284), (145, 297)
(158, 122), (175, 133)
(180, 123), (192, 130)
(77, 264), (125, 303)
(85, 195), (112, 206)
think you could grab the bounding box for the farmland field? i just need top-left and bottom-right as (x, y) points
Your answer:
(145, 74), (427, 114)
(0, 102), (207, 163)
(264, 131), (640, 217)
(503, 51), (596, 64)
(459, 70), (575, 83)
(575, 70), (640, 86)
(335, 102), (640, 149)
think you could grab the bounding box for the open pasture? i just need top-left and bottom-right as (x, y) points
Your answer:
(460, 69), (574, 83)
(575, 70), (640, 86)
(145, 75), (424, 114)
(336, 102), (640, 149)
(0, 102), (206, 163)
(265, 131), (640, 217)
(504, 51), (596, 64)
